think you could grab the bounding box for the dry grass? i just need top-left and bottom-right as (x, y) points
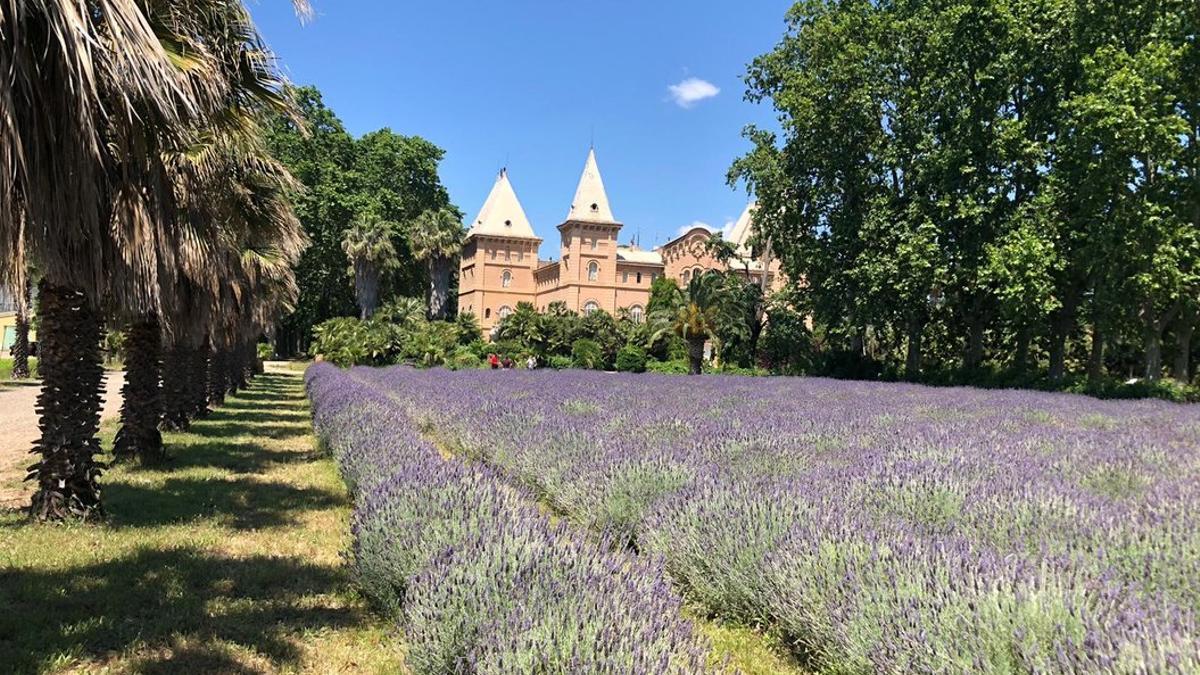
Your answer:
(0, 368), (405, 674)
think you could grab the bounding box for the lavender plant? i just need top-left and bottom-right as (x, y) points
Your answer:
(305, 363), (716, 673)
(351, 365), (1200, 672)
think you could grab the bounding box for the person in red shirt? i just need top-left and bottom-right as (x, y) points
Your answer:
(488, 353), (500, 370)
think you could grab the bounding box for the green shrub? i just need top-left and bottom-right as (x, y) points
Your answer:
(256, 342), (274, 361)
(571, 338), (604, 370)
(447, 348), (482, 371)
(645, 359), (689, 375)
(313, 317), (403, 367)
(548, 355), (573, 370)
(615, 345), (647, 373)
(403, 321), (461, 367)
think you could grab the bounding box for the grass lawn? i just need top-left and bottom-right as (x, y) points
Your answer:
(0, 356), (37, 383)
(0, 367), (404, 674)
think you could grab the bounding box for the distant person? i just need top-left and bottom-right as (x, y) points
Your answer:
(502, 356), (514, 369)
(488, 353), (500, 370)
(526, 355), (537, 370)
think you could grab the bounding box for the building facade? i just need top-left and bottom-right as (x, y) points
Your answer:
(458, 149), (783, 333)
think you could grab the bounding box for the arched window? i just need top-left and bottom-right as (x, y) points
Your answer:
(630, 305), (644, 324)
(583, 300), (599, 315)
(682, 269), (691, 282)
(485, 308), (491, 319)
(498, 305), (513, 320)
(587, 261), (599, 281)
(501, 269), (512, 288)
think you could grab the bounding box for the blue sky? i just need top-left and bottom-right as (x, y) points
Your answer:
(249, 1), (792, 258)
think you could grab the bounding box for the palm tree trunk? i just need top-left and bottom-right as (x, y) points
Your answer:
(188, 343), (211, 419)
(28, 282), (105, 521)
(208, 347), (228, 406)
(161, 342), (191, 431)
(10, 275), (32, 379)
(429, 257), (451, 320)
(687, 337), (705, 375)
(113, 315), (165, 464)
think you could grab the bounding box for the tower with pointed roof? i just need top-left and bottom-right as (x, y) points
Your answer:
(457, 168), (542, 333)
(549, 148), (624, 314)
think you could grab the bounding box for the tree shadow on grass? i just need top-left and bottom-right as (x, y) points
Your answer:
(0, 547), (365, 674)
(104, 475), (343, 529)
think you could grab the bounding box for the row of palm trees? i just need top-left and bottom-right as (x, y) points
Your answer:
(2, 1), (310, 521)
(341, 207), (464, 322)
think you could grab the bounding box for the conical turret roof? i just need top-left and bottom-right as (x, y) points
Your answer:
(727, 201), (757, 254)
(467, 169), (538, 239)
(566, 148), (617, 224)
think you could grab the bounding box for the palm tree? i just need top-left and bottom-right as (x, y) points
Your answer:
(408, 208), (464, 320)
(115, 0), (306, 464)
(652, 271), (735, 375)
(1, 1), (309, 515)
(343, 215), (400, 320)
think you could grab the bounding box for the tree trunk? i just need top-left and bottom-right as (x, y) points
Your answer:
(1047, 289), (1079, 383)
(113, 315), (165, 464)
(429, 257), (451, 321)
(10, 275), (32, 379)
(1087, 324), (1105, 387)
(904, 315), (923, 380)
(687, 337), (706, 375)
(1173, 316), (1195, 384)
(188, 343), (211, 419)
(1013, 325), (1031, 376)
(28, 282), (105, 521)
(208, 347), (228, 406)
(1142, 299), (1180, 381)
(355, 261), (380, 320)
(161, 342), (191, 431)
(962, 309), (986, 372)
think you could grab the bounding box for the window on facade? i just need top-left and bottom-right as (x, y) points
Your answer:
(501, 270), (512, 288)
(490, 249), (496, 260)
(485, 308), (492, 318)
(630, 305), (644, 324)
(583, 301), (599, 315)
(622, 271), (629, 283)
(636, 272), (643, 284)
(683, 269), (691, 282)
(590, 238), (597, 250)
(499, 305), (513, 320)
(588, 261), (599, 281)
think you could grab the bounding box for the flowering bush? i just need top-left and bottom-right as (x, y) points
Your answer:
(305, 363), (714, 673)
(354, 365), (1200, 673)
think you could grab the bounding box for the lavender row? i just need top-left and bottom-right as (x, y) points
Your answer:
(305, 363), (716, 673)
(359, 366), (1200, 673)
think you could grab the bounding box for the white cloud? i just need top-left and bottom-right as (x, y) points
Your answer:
(667, 77), (720, 108)
(675, 219), (736, 238)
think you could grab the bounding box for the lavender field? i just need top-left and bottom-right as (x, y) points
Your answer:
(309, 364), (1200, 673)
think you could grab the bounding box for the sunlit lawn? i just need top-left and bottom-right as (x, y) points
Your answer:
(0, 356), (38, 384)
(0, 368), (404, 674)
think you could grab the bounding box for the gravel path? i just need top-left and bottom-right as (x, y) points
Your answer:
(0, 372), (124, 508)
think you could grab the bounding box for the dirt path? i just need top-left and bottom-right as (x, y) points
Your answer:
(0, 372), (124, 508)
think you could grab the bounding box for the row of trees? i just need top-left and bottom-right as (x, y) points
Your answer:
(263, 87), (460, 354)
(2, 1), (309, 520)
(733, 0), (1200, 387)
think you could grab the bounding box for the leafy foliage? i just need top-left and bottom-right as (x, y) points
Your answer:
(732, 0), (1200, 386)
